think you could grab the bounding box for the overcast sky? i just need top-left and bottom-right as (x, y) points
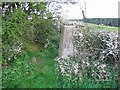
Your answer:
(58, 0), (119, 19)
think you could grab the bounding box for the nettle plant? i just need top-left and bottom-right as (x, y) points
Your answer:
(56, 26), (119, 85)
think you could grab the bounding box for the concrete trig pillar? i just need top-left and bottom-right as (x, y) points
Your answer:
(59, 25), (76, 58)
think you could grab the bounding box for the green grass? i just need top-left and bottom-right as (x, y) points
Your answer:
(2, 48), (58, 88)
(85, 23), (119, 31)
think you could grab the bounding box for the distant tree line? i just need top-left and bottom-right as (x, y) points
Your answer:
(83, 18), (118, 27)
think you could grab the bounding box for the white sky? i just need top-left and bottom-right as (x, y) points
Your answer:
(58, 0), (119, 19)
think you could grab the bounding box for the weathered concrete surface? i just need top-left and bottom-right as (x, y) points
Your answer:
(59, 25), (76, 58)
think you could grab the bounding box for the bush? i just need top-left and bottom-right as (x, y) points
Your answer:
(2, 3), (55, 64)
(55, 25), (119, 88)
(2, 9), (26, 64)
